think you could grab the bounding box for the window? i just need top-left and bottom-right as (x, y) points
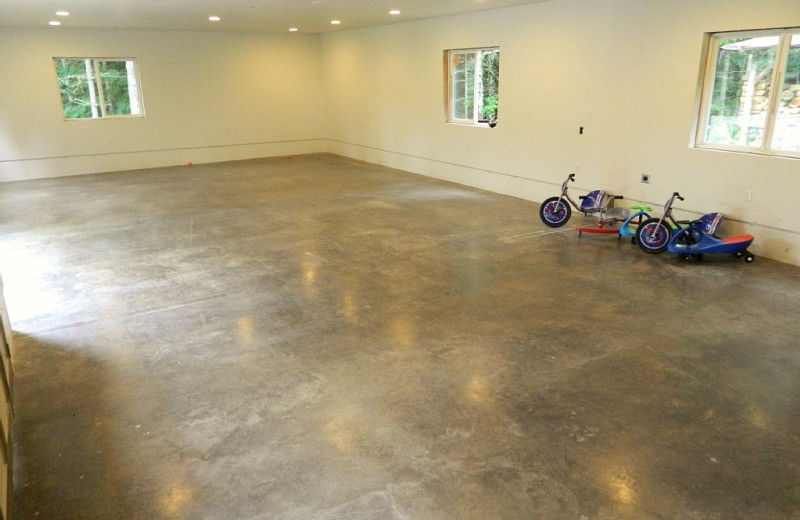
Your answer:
(695, 29), (800, 157)
(445, 48), (500, 126)
(54, 58), (145, 120)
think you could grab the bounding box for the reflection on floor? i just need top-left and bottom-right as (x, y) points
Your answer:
(1, 154), (799, 519)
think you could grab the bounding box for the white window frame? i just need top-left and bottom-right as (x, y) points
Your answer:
(694, 28), (800, 159)
(444, 47), (499, 127)
(53, 57), (145, 120)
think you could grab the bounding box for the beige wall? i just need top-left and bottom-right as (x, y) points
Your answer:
(2, 0), (800, 264)
(0, 28), (327, 181)
(322, 0), (800, 265)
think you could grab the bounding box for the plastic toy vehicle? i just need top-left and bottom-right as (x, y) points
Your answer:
(635, 192), (755, 262)
(539, 173), (622, 228)
(667, 208), (755, 263)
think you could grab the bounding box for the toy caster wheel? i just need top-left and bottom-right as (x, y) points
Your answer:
(744, 253), (755, 263)
(734, 251), (744, 258)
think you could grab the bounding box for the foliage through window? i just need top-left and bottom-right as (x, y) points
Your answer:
(446, 48), (499, 126)
(696, 29), (800, 156)
(54, 58), (144, 119)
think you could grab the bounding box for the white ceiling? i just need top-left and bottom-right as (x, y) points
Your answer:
(0, 0), (551, 34)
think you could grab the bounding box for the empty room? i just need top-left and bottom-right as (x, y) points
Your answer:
(1, 0), (800, 518)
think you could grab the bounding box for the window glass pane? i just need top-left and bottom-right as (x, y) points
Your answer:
(480, 50), (500, 121)
(705, 36), (777, 147)
(452, 52), (475, 120)
(55, 58), (100, 119)
(97, 60), (141, 116)
(55, 58), (144, 119)
(773, 34), (800, 152)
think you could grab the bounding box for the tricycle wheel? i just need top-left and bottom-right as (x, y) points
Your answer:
(635, 218), (672, 254)
(539, 197), (571, 227)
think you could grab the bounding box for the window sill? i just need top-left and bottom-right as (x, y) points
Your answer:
(445, 121), (497, 129)
(63, 116), (145, 121)
(693, 143), (800, 161)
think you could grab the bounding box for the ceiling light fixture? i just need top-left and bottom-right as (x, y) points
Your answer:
(209, 16), (221, 22)
(389, 10), (401, 15)
(49, 20), (61, 26)
(56, 11), (70, 16)
(330, 20), (341, 25)
(289, 27), (299, 32)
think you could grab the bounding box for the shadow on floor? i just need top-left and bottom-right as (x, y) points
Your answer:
(12, 332), (200, 519)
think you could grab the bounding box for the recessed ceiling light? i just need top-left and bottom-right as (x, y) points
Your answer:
(49, 20), (61, 26)
(330, 20), (341, 25)
(289, 27), (299, 32)
(209, 16), (221, 22)
(389, 10), (401, 15)
(56, 11), (70, 16)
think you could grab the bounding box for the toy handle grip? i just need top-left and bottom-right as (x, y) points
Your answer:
(569, 173), (576, 182)
(673, 192), (684, 202)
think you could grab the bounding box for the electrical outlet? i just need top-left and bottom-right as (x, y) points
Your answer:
(641, 174), (650, 184)
(576, 164), (581, 173)
(745, 189), (752, 202)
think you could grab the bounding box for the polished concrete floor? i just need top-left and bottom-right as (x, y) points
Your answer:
(1, 154), (799, 519)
